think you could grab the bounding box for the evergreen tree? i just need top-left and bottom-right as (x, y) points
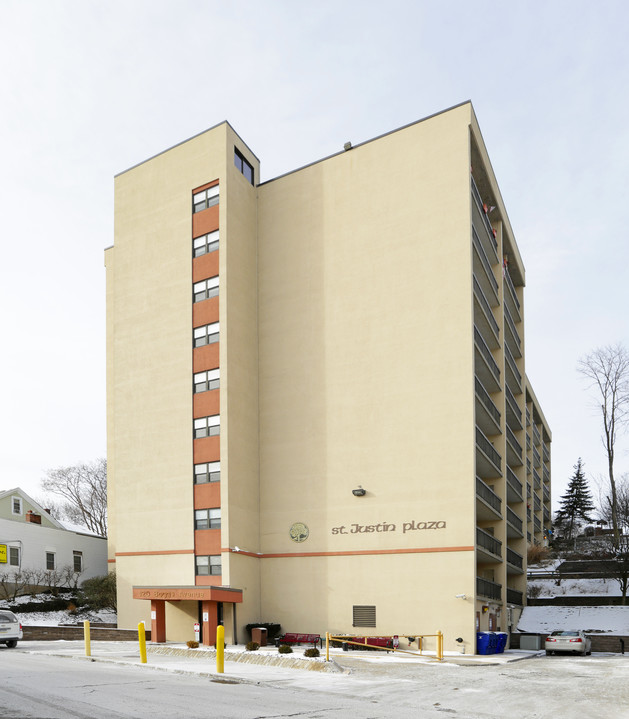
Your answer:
(554, 458), (596, 539)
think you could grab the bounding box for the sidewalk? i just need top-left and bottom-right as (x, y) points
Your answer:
(14, 640), (543, 685)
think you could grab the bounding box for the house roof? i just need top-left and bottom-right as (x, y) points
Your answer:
(0, 487), (66, 529)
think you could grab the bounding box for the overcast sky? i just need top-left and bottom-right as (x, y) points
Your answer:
(1, 0), (628, 510)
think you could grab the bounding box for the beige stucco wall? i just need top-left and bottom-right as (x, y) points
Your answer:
(107, 125), (231, 630)
(255, 104), (478, 648)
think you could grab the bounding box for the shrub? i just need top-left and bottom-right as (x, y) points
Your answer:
(78, 572), (117, 611)
(245, 641), (260, 651)
(304, 647), (320, 658)
(278, 644), (293, 654)
(187, 640), (199, 649)
(527, 544), (550, 565)
(527, 583), (542, 599)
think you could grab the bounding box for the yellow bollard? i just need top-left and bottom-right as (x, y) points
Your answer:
(436, 630), (443, 660)
(84, 620), (91, 657)
(138, 622), (147, 664)
(325, 632), (330, 662)
(216, 625), (225, 673)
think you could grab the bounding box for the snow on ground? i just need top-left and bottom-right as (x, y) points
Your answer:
(0, 592), (116, 626)
(518, 605), (629, 634)
(529, 576), (621, 596)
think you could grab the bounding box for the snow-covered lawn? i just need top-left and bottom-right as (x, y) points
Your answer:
(0, 591), (116, 626)
(518, 605), (629, 634)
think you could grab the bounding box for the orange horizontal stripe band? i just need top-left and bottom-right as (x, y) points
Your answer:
(115, 549), (194, 557)
(107, 558), (116, 563)
(222, 546), (474, 558)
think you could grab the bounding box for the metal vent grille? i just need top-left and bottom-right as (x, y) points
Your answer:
(352, 605), (376, 627)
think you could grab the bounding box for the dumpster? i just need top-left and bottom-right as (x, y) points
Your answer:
(251, 627), (268, 646)
(476, 631), (496, 655)
(495, 632), (508, 653)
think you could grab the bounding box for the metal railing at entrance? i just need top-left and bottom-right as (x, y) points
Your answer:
(325, 631), (443, 661)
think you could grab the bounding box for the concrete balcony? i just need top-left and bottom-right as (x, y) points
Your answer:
(506, 506), (524, 538)
(476, 476), (502, 521)
(474, 326), (501, 393)
(475, 378), (501, 437)
(506, 547), (524, 574)
(476, 527), (502, 563)
(477, 576), (502, 601)
(507, 587), (523, 605)
(506, 467), (523, 503)
(476, 426), (502, 478)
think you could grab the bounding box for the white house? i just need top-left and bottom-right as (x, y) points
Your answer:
(0, 488), (107, 586)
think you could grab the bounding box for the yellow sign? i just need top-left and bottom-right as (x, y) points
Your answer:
(0, 545), (6, 563)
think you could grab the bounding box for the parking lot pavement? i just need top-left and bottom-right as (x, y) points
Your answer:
(9, 642), (629, 717)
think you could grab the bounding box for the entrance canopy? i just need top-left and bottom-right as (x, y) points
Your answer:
(132, 585), (242, 645)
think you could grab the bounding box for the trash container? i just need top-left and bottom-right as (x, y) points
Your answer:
(251, 627), (268, 646)
(495, 632), (508, 653)
(476, 631), (496, 655)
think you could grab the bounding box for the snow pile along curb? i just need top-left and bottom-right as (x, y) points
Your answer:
(147, 646), (346, 673)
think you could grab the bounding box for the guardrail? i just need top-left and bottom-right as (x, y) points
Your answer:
(325, 631), (443, 661)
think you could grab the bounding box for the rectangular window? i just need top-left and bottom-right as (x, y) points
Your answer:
(193, 276), (219, 303)
(73, 551), (83, 573)
(46, 552), (56, 570)
(9, 547), (20, 566)
(195, 555), (221, 576)
(11, 497), (22, 515)
(352, 605), (376, 627)
(194, 461), (220, 484)
(193, 230), (219, 257)
(194, 508), (221, 530)
(194, 322), (219, 348)
(194, 415), (220, 439)
(193, 185), (219, 213)
(234, 147), (254, 185)
(194, 368), (220, 393)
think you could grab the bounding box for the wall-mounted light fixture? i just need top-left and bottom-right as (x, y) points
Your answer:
(352, 485), (366, 497)
(455, 594), (467, 600)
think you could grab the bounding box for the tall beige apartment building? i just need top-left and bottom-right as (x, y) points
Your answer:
(106, 102), (552, 654)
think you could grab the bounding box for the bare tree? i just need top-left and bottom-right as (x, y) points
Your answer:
(40, 459), (107, 537)
(578, 344), (629, 549)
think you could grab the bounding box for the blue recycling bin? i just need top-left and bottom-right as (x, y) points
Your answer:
(476, 631), (496, 655)
(495, 632), (508, 653)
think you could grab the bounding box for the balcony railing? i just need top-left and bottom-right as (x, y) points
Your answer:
(505, 345), (522, 390)
(506, 547), (523, 570)
(533, 447), (541, 468)
(506, 467), (523, 499)
(474, 276), (500, 340)
(526, 408), (531, 427)
(503, 266), (521, 313)
(476, 476), (502, 515)
(471, 176), (498, 253)
(544, 508), (551, 523)
(533, 425), (541, 446)
(505, 385), (522, 426)
(506, 506), (523, 533)
(477, 576), (502, 601)
(543, 466), (550, 484)
(534, 494), (541, 512)
(476, 427), (502, 472)
(543, 445), (550, 463)
(472, 226), (499, 296)
(504, 304), (521, 348)
(506, 426), (523, 462)
(533, 468), (541, 489)
(534, 516), (542, 532)
(543, 486), (550, 503)
(507, 587), (523, 605)
(474, 326), (501, 383)
(476, 527), (502, 558)
(526, 458), (531, 475)
(475, 378), (501, 427)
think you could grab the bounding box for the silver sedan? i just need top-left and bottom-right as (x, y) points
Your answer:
(545, 629), (591, 655)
